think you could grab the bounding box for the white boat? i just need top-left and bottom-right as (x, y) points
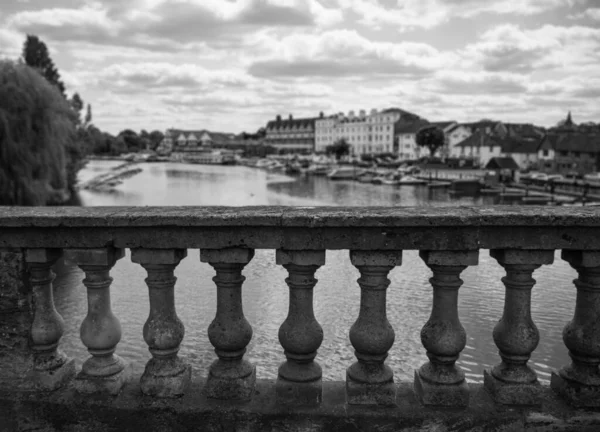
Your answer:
(398, 175), (427, 185)
(327, 167), (360, 180)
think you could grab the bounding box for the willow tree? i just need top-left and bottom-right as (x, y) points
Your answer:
(0, 60), (76, 205)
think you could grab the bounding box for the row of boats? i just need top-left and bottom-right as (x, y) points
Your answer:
(244, 158), (431, 186)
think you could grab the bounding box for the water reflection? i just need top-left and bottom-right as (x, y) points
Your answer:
(53, 160), (575, 383)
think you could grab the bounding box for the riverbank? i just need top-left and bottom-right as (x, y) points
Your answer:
(76, 161), (143, 192)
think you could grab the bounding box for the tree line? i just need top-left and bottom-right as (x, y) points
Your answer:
(0, 35), (165, 205)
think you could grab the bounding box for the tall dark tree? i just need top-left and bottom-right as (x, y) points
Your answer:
(0, 60), (75, 205)
(416, 126), (445, 158)
(84, 104), (92, 127)
(22, 35), (66, 96)
(70, 92), (84, 124)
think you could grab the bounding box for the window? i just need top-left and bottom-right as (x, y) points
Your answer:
(543, 150), (549, 157)
(574, 152), (581, 157)
(560, 151), (568, 157)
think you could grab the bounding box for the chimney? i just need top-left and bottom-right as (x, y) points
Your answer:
(359, 110), (366, 118)
(319, 111), (324, 118)
(349, 110), (355, 118)
(276, 115), (281, 123)
(370, 109), (377, 115)
(289, 114), (293, 121)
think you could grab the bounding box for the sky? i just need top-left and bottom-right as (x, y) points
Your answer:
(0, 0), (599, 135)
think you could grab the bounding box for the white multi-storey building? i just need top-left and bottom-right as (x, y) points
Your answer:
(315, 108), (417, 155)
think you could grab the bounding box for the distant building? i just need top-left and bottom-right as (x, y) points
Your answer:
(395, 118), (431, 160)
(315, 107), (420, 155)
(264, 114), (317, 153)
(447, 121), (504, 158)
(538, 133), (600, 174)
(454, 131), (542, 169)
(158, 129), (237, 163)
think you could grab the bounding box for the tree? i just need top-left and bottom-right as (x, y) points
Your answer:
(326, 138), (351, 160)
(70, 92), (84, 125)
(84, 104), (92, 127)
(0, 60), (76, 205)
(148, 130), (164, 151)
(22, 35), (66, 96)
(416, 126), (445, 159)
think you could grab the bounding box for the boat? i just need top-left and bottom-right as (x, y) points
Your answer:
(427, 181), (451, 189)
(328, 166), (360, 180)
(398, 175), (427, 185)
(356, 171), (377, 183)
(306, 164), (332, 176)
(371, 173), (389, 185)
(479, 188), (503, 195)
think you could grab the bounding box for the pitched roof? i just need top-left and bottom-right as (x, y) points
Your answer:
(167, 129), (236, 144)
(486, 157), (520, 170)
(555, 133), (600, 153)
(266, 116), (317, 130)
(429, 121), (456, 130)
(454, 130), (489, 147)
(500, 136), (541, 154)
(395, 119), (430, 134)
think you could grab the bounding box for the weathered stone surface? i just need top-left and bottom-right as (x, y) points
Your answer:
(484, 369), (542, 406)
(74, 360), (132, 396)
(346, 371), (395, 405)
(552, 250), (600, 407)
(4, 380), (597, 431)
(205, 361), (255, 401)
(276, 249), (326, 266)
(4, 207), (600, 251)
(485, 249), (553, 406)
(551, 371), (600, 408)
(414, 370), (469, 407)
(0, 249), (33, 391)
(140, 358), (191, 398)
(276, 377), (322, 406)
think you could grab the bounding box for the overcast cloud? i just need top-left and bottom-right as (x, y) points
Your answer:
(0, 0), (598, 133)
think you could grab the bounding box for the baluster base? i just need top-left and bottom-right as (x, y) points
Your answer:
(141, 357), (191, 398)
(29, 355), (76, 391)
(74, 356), (131, 395)
(276, 377), (322, 406)
(483, 370), (541, 406)
(346, 363), (396, 405)
(551, 371), (600, 407)
(204, 359), (256, 401)
(346, 378), (396, 406)
(414, 370), (469, 407)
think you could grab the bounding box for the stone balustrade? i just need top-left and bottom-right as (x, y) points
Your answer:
(2, 206), (600, 431)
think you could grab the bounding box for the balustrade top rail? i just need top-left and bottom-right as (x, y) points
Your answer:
(1, 205), (600, 250)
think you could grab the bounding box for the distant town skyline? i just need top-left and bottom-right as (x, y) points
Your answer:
(0, 0), (599, 135)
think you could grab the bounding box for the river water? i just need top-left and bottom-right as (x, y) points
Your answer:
(53, 160), (576, 384)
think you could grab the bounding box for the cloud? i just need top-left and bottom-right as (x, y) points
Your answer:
(336, 0), (577, 31)
(569, 7), (600, 20)
(463, 24), (600, 74)
(433, 71), (528, 94)
(247, 29), (451, 78)
(6, 0), (341, 52)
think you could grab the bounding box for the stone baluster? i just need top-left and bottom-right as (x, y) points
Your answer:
(25, 248), (76, 390)
(131, 248), (190, 398)
(551, 250), (600, 407)
(275, 249), (325, 406)
(200, 248), (256, 400)
(65, 247), (129, 395)
(346, 250), (402, 405)
(484, 249), (554, 405)
(414, 250), (478, 407)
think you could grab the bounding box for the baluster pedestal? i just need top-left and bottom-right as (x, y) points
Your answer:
(346, 250), (402, 405)
(484, 249), (554, 405)
(551, 250), (600, 407)
(132, 248), (190, 398)
(65, 247), (130, 395)
(201, 248), (255, 400)
(26, 248), (76, 390)
(414, 250), (478, 407)
(276, 249), (325, 406)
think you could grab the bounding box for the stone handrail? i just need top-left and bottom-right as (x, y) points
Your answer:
(2, 205), (600, 430)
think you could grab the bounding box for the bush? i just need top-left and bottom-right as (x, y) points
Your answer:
(0, 60), (77, 205)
